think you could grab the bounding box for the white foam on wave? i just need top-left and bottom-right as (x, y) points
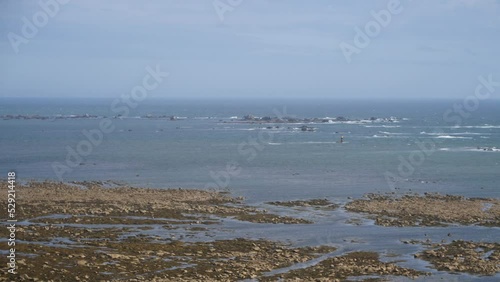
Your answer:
(378, 131), (408, 135)
(439, 147), (500, 152)
(318, 120), (399, 125)
(421, 132), (478, 139)
(421, 131), (490, 136)
(286, 141), (339, 144)
(434, 135), (472, 139)
(452, 132), (490, 135)
(364, 125), (401, 128)
(452, 125), (500, 129)
(303, 141), (338, 144)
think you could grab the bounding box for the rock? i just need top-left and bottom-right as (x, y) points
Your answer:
(77, 260), (87, 266)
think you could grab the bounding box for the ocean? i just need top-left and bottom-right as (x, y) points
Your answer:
(1, 98), (498, 200)
(1, 97), (499, 280)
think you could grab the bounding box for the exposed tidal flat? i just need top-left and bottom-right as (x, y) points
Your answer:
(1, 181), (499, 281)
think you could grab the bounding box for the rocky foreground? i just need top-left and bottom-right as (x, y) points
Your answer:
(345, 192), (500, 227)
(0, 182), (498, 281)
(416, 240), (500, 275)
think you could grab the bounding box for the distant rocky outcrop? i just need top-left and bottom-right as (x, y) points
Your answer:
(230, 115), (400, 124)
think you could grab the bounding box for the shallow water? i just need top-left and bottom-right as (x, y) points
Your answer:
(1, 98), (499, 279)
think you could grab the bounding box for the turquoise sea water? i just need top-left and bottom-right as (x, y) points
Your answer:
(1, 98), (499, 280)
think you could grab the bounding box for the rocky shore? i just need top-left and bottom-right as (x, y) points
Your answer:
(263, 251), (427, 281)
(10, 181), (311, 225)
(345, 192), (500, 227)
(266, 199), (339, 210)
(1, 182), (498, 281)
(415, 240), (499, 275)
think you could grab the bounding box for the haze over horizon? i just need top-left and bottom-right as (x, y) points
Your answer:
(1, 0), (499, 99)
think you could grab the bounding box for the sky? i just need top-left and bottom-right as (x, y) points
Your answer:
(0, 0), (499, 99)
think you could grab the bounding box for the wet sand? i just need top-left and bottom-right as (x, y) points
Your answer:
(1, 182), (498, 281)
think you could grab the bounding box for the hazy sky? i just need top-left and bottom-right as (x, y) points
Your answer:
(1, 0), (499, 98)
